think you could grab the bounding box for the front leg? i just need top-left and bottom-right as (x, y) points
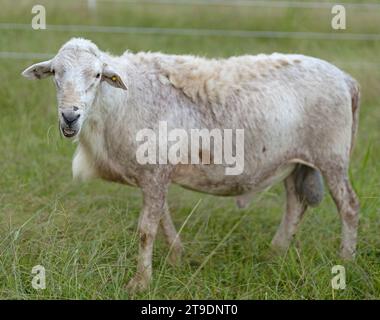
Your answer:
(126, 178), (169, 293)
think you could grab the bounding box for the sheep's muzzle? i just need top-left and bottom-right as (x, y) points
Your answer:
(62, 127), (77, 138)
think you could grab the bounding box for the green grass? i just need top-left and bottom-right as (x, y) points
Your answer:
(0, 0), (380, 299)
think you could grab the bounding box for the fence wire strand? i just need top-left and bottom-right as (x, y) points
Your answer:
(1, 23), (380, 41)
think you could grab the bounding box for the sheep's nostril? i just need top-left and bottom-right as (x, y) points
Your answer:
(61, 111), (80, 125)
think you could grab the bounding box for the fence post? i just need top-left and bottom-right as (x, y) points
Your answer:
(88, 0), (97, 11)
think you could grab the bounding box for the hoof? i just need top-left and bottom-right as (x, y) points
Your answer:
(270, 237), (290, 255)
(168, 243), (184, 266)
(125, 274), (150, 293)
(340, 248), (355, 261)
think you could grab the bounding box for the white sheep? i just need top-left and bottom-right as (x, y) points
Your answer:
(22, 38), (360, 292)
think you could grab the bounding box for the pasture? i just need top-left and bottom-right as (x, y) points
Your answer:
(0, 0), (379, 299)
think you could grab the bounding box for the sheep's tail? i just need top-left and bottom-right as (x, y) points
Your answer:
(346, 76), (361, 156)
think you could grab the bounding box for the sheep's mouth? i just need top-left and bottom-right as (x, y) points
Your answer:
(61, 127), (78, 138)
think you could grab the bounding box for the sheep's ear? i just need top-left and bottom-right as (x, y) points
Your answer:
(21, 60), (53, 80)
(102, 65), (127, 90)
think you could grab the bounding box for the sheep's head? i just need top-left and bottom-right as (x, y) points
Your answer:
(21, 38), (127, 139)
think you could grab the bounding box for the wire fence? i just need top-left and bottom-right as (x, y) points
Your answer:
(2, 1), (379, 66)
(84, 0), (380, 10)
(1, 23), (380, 41)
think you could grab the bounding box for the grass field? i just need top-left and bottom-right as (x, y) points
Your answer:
(0, 0), (380, 299)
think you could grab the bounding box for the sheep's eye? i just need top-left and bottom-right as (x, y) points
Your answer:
(51, 69), (55, 75)
(96, 73), (101, 79)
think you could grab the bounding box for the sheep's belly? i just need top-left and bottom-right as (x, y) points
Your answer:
(172, 163), (295, 196)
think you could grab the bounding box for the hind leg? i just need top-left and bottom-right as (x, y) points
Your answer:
(160, 204), (183, 265)
(271, 172), (308, 251)
(323, 170), (359, 260)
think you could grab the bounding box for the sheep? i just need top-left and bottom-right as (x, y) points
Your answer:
(22, 38), (360, 292)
